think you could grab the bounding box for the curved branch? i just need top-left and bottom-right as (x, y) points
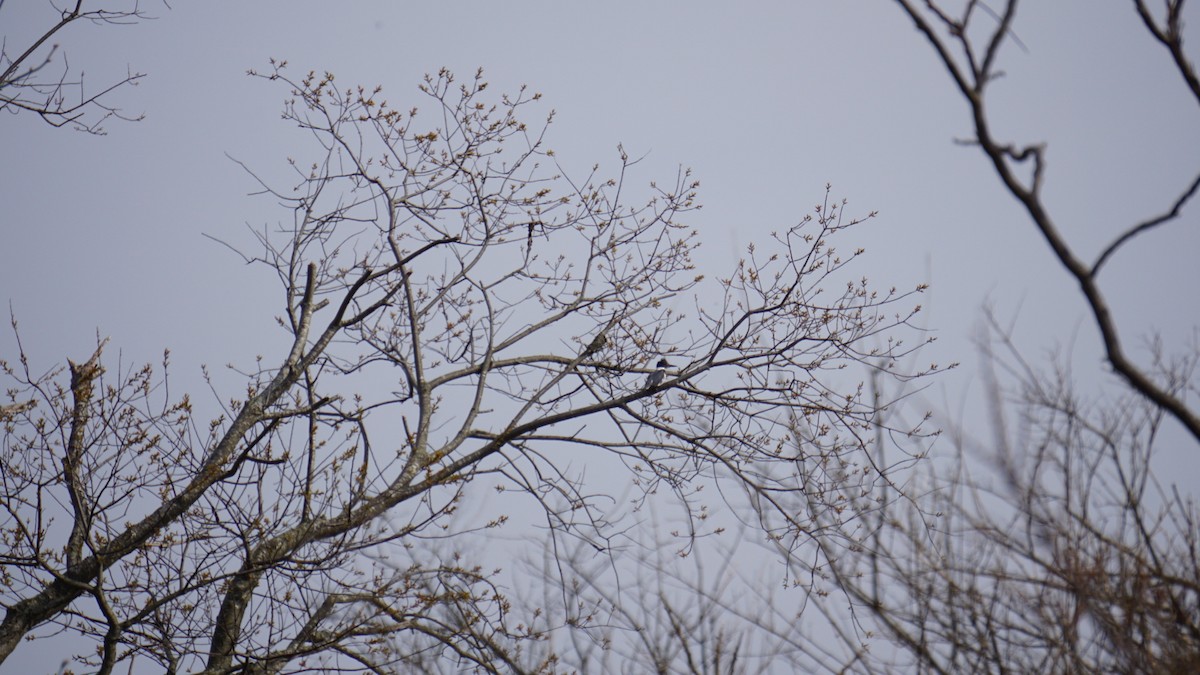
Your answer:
(893, 0), (1200, 444)
(1092, 170), (1200, 275)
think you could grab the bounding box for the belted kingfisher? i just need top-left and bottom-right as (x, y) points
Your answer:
(644, 358), (670, 390)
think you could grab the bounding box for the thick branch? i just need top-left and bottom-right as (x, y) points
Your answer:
(62, 341), (105, 569)
(0, 266), (330, 662)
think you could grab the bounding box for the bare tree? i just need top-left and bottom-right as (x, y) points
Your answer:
(522, 528), (801, 674)
(825, 316), (1200, 673)
(797, 2), (1200, 672)
(0, 0), (159, 134)
(0, 64), (938, 673)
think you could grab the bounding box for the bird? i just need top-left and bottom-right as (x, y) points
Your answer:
(584, 332), (608, 355)
(644, 358), (670, 390)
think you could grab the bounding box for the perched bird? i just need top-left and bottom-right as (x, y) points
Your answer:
(644, 358), (670, 390)
(584, 332), (608, 355)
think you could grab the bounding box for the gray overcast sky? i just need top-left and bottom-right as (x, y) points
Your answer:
(2, 1), (1198, 670)
(3, 1), (1195, 389)
(3, 2), (1196, 382)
